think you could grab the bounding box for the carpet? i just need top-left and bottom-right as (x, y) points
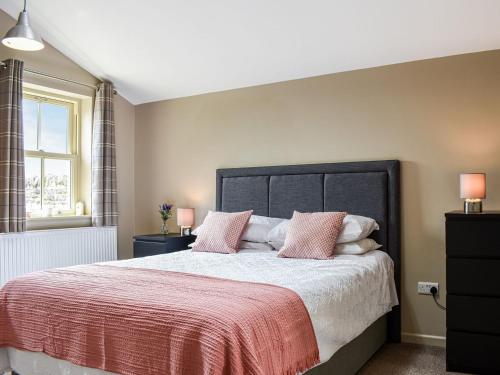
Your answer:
(358, 343), (469, 375)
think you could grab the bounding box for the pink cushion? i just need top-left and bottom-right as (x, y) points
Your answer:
(278, 211), (347, 260)
(191, 210), (253, 254)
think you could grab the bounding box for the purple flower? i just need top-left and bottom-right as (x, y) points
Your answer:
(158, 202), (174, 221)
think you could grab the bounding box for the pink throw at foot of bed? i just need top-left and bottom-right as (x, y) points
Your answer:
(0, 264), (319, 375)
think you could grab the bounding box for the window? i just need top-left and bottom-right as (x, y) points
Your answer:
(23, 92), (79, 217)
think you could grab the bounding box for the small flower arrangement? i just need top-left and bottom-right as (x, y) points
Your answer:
(159, 203), (173, 221)
(159, 203), (173, 234)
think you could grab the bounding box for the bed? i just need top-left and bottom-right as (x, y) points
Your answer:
(0, 159), (401, 375)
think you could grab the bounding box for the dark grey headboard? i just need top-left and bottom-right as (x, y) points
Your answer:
(216, 160), (401, 342)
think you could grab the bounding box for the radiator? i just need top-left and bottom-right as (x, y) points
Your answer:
(0, 226), (117, 287)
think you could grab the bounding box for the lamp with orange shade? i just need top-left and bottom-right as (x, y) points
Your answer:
(177, 208), (195, 235)
(460, 173), (486, 214)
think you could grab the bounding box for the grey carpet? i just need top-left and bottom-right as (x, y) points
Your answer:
(358, 343), (469, 375)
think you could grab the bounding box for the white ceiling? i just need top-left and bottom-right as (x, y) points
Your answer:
(2, 0), (500, 105)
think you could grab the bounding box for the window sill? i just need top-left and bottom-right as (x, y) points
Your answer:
(27, 215), (92, 231)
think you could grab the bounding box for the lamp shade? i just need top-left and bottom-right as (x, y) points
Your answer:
(460, 173), (486, 199)
(177, 208), (195, 227)
(2, 10), (44, 51)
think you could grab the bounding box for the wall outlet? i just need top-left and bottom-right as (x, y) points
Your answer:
(417, 282), (439, 296)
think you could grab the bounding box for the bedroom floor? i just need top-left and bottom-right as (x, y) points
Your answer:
(358, 343), (467, 375)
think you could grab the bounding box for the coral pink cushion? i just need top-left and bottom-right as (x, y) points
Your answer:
(278, 211), (347, 260)
(192, 210), (253, 254)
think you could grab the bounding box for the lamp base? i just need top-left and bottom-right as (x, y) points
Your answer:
(464, 200), (482, 214)
(180, 226), (192, 236)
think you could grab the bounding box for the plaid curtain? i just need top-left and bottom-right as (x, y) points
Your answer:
(0, 59), (25, 233)
(92, 82), (117, 226)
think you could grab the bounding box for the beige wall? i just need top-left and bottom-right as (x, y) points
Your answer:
(135, 49), (500, 342)
(1, 9), (135, 259)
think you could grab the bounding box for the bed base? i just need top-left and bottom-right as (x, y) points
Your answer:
(305, 315), (387, 375)
(4, 316), (386, 375)
(4, 294), (391, 375)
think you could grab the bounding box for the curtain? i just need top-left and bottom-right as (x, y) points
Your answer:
(0, 59), (25, 233)
(92, 82), (117, 226)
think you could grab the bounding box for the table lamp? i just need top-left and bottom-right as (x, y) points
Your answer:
(177, 208), (195, 235)
(460, 173), (486, 214)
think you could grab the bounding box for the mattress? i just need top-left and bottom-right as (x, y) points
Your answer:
(0, 249), (398, 375)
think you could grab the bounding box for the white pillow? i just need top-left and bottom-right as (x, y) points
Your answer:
(242, 215), (285, 242)
(191, 225), (202, 236)
(338, 214), (379, 243)
(267, 220), (290, 250)
(266, 214), (379, 249)
(193, 214), (284, 243)
(334, 238), (382, 255)
(239, 241), (275, 251)
(188, 240), (274, 251)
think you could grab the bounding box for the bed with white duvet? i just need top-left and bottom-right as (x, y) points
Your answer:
(1, 248), (398, 375)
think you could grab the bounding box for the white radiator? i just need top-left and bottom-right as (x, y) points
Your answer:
(0, 226), (117, 287)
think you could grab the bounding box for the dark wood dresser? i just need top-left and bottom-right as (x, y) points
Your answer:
(446, 211), (500, 374)
(133, 233), (196, 258)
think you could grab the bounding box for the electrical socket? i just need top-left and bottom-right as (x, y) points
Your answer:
(417, 282), (439, 296)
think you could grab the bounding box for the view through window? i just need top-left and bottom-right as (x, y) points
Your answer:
(23, 93), (77, 216)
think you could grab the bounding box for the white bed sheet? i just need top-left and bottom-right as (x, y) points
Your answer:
(1, 249), (398, 374)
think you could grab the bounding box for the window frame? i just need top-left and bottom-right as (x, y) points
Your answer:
(23, 90), (81, 217)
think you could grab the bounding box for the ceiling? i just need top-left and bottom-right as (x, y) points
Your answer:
(2, 0), (500, 105)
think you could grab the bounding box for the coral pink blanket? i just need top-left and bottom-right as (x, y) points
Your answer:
(0, 264), (319, 375)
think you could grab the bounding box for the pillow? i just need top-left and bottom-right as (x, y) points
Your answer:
(239, 241), (275, 251)
(191, 210), (252, 254)
(191, 225), (203, 236)
(277, 211), (347, 260)
(338, 214), (379, 243)
(188, 240), (274, 251)
(242, 215), (285, 243)
(193, 214), (285, 243)
(267, 220), (290, 250)
(334, 238), (382, 255)
(267, 214), (379, 249)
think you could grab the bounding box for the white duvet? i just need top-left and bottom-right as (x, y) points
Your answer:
(0, 249), (398, 375)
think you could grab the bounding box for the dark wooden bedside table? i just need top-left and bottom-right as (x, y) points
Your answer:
(133, 233), (196, 258)
(446, 210), (500, 374)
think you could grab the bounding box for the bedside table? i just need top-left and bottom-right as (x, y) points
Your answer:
(133, 233), (196, 258)
(446, 211), (500, 374)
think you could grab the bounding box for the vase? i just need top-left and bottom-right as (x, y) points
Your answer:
(160, 220), (169, 235)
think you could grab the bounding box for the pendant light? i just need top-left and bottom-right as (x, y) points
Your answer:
(2, 0), (44, 51)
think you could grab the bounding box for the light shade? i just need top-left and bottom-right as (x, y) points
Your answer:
(460, 173), (486, 199)
(177, 208), (195, 227)
(2, 10), (44, 51)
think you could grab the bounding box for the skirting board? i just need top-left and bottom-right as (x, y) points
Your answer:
(402, 332), (446, 347)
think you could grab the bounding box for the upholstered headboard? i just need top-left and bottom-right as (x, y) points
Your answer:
(216, 160), (401, 342)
